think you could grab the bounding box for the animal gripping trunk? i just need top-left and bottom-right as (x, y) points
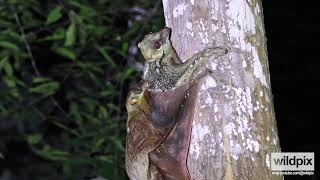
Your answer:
(162, 0), (282, 179)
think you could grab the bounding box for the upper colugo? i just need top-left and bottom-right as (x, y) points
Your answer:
(138, 27), (228, 91)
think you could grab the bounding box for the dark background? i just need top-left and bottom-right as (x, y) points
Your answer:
(264, 1), (319, 179)
(0, 0), (319, 179)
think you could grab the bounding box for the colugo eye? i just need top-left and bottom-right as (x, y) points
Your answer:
(154, 41), (162, 49)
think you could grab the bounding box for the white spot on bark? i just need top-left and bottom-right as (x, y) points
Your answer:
(214, 104), (219, 113)
(186, 21), (194, 37)
(211, 23), (218, 32)
(209, 148), (215, 156)
(210, 62), (217, 70)
(265, 93), (270, 102)
(223, 104), (233, 118)
(190, 142), (201, 159)
(218, 132), (222, 138)
(234, 87), (254, 119)
(205, 76), (217, 88)
(232, 143), (242, 160)
(273, 138), (277, 145)
(201, 77), (217, 91)
(266, 136), (270, 141)
(254, 3), (261, 14)
(246, 139), (260, 152)
(226, 0), (256, 51)
(266, 154), (270, 168)
(186, 21), (192, 30)
(193, 124), (210, 140)
(224, 122), (235, 136)
(260, 90), (264, 97)
(190, 124), (210, 159)
(242, 60), (247, 68)
(198, 18), (209, 44)
(205, 93), (213, 105)
(190, 0), (194, 5)
(173, 3), (187, 18)
(252, 47), (268, 87)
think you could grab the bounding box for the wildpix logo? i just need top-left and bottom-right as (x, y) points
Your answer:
(271, 152), (314, 171)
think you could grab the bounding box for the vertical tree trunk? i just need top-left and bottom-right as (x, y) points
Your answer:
(162, 0), (282, 179)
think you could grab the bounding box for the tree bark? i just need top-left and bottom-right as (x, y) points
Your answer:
(162, 0), (282, 179)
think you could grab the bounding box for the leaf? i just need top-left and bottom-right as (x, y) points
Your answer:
(121, 42), (129, 53)
(96, 45), (116, 68)
(69, 102), (82, 122)
(117, 67), (135, 81)
(68, 1), (97, 18)
(36, 145), (71, 161)
(110, 137), (125, 151)
(32, 77), (52, 83)
(97, 155), (112, 163)
(3, 61), (13, 76)
(39, 28), (65, 41)
(0, 41), (19, 51)
(53, 47), (76, 60)
(0, 56), (13, 76)
(98, 106), (108, 119)
(3, 76), (16, 88)
(27, 134), (43, 144)
(29, 81), (60, 95)
(46, 6), (63, 25)
(65, 23), (77, 46)
(94, 138), (105, 149)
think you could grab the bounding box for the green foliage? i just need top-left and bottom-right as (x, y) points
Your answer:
(0, 0), (164, 179)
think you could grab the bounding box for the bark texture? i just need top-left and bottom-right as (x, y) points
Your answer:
(162, 0), (282, 179)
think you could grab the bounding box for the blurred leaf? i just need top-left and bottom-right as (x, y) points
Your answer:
(40, 28), (65, 41)
(68, 1), (97, 18)
(98, 106), (108, 119)
(0, 56), (13, 76)
(3, 76), (16, 88)
(0, 153), (3, 159)
(97, 155), (112, 163)
(53, 47), (76, 60)
(0, 0), (163, 178)
(32, 77), (52, 83)
(94, 137), (105, 149)
(46, 6), (63, 25)
(121, 42), (129, 53)
(36, 145), (71, 161)
(118, 67), (135, 81)
(95, 45), (116, 68)
(51, 121), (80, 136)
(69, 102), (82, 122)
(0, 41), (19, 51)
(107, 103), (119, 113)
(29, 81), (60, 95)
(111, 137), (125, 151)
(65, 23), (77, 46)
(27, 134), (43, 144)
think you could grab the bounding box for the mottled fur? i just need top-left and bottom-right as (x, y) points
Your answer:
(138, 27), (227, 91)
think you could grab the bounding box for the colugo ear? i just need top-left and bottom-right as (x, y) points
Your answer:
(161, 27), (172, 42)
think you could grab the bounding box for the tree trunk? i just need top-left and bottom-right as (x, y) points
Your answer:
(162, 0), (282, 179)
